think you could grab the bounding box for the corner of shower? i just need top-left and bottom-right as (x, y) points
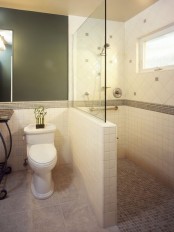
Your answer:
(72, 0), (107, 122)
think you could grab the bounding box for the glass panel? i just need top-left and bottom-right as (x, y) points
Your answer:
(73, 0), (106, 122)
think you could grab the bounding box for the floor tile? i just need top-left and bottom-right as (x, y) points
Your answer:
(5, 169), (31, 195)
(31, 205), (66, 232)
(117, 159), (174, 232)
(0, 164), (109, 232)
(0, 210), (32, 232)
(0, 191), (31, 216)
(61, 200), (103, 232)
(1, 160), (173, 232)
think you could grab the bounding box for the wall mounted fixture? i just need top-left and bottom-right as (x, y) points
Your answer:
(100, 43), (110, 56)
(113, 88), (122, 98)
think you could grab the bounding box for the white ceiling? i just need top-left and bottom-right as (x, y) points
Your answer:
(0, 0), (158, 21)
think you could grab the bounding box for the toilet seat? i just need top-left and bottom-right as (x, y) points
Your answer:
(28, 144), (57, 166)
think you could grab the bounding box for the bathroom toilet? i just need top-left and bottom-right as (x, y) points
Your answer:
(24, 123), (57, 199)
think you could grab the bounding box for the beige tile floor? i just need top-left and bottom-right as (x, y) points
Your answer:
(2, 160), (173, 232)
(0, 165), (120, 232)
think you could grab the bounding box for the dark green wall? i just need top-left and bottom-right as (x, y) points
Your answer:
(0, 8), (68, 101)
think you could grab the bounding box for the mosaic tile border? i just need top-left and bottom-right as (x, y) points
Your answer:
(0, 101), (69, 109)
(124, 100), (174, 115)
(0, 99), (174, 115)
(74, 99), (174, 115)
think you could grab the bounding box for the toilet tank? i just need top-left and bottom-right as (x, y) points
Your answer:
(24, 123), (56, 145)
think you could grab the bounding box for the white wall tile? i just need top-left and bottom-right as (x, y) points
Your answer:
(69, 108), (117, 227)
(1, 108), (70, 171)
(125, 0), (174, 105)
(125, 106), (174, 190)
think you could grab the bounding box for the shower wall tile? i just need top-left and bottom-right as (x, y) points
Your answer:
(103, 125), (117, 226)
(71, 15), (125, 102)
(73, 17), (105, 102)
(124, 0), (174, 106)
(78, 106), (126, 159)
(69, 108), (117, 227)
(106, 21), (125, 100)
(125, 106), (174, 190)
(106, 106), (127, 158)
(103, 124), (117, 227)
(68, 15), (87, 101)
(104, 103), (174, 190)
(0, 107), (70, 171)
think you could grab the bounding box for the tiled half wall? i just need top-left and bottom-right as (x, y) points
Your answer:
(69, 108), (117, 227)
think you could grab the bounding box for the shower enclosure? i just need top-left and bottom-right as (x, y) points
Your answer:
(72, 0), (174, 230)
(72, 0), (107, 122)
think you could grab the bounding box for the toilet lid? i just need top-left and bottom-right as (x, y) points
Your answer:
(29, 144), (57, 164)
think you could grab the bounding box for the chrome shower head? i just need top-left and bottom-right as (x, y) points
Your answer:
(104, 43), (110, 48)
(99, 43), (110, 56)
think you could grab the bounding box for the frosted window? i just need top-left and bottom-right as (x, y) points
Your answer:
(144, 31), (174, 69)
(139, 25), (174, 71)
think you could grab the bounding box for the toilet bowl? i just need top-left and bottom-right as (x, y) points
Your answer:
(28, 144), (57, 199)
(24, 123), (57, 199)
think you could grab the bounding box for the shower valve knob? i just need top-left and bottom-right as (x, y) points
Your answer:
(113, 88), (122, 98)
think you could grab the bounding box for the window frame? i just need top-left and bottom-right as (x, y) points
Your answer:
(138, 23), (174, 73)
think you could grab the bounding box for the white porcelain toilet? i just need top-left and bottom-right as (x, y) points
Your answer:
(24, 123), (57, 199)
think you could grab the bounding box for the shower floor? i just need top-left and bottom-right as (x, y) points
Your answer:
(117, 158), (174, 232)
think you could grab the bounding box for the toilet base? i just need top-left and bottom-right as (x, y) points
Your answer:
(31, 172), (54, 199)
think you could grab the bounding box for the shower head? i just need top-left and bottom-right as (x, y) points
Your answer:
(104, 43), (110, 48)
(99, 43), (110, 56)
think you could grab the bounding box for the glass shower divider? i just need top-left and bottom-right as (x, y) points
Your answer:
(72, 0), (107, 122)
